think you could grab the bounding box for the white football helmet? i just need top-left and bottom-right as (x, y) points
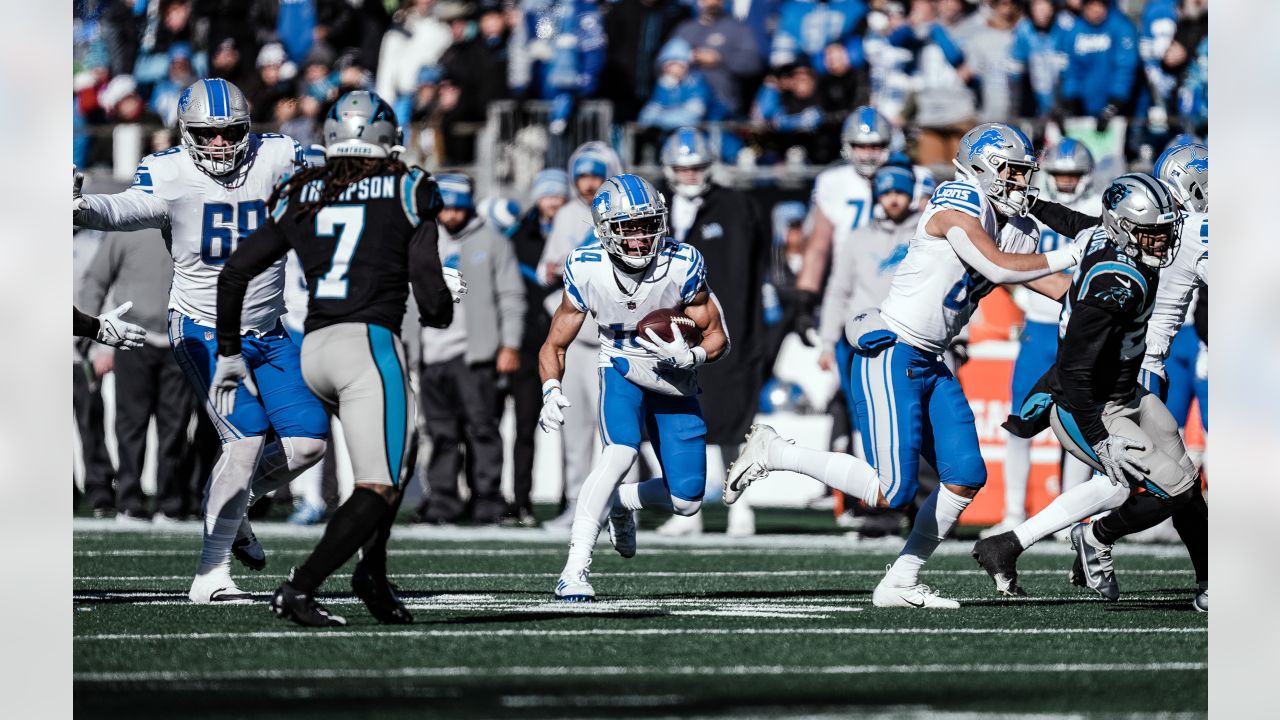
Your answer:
(954, 122), (1040, 217)
(1039, 138), (1094, 204)
(840, 106), (893, 178)
(591, 174), (668, 271)
(177, 78), (251, 176)
(1100, 173), (1183, 269)
(660, 127), (715, 199)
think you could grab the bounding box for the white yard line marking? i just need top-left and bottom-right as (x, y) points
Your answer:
(73, 662), (1207, 683)
(70, 519), (1196, 558)
(74, 569), (1189, 582)
(77, 626), (1208, 642)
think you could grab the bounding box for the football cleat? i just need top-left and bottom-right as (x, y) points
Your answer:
(189, 571), (254, 604)
(1069, 552), (1087, 588)
(351, 562), (413, 624)
(233, 519), (266, 571)
(607, 506), (638, 558)
(1193, 584), (1208, 613)
(554, 564), (595, 602)
(1070, 523), (1119, 601)
(271, 581), (347, 627)
(872, 580), (960, 609)
(724, 424), (782, 505)
(972, 531), (1029, 597)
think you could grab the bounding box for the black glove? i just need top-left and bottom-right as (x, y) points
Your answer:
(1095, 103), (1120, 133)
(794, 289), (821, 347)
(948, 338), (970, 369)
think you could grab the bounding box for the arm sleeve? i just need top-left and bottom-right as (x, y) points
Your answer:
(73, 306), (100, 339)
(493, 236), (527, 350)
(77, 235), (117, 316)
(76, 188), (169, 231)
(216, 218), (294, 356)
(943, 226), (1056, 284)
(1055, 301), (1120, 447)
(1028, 197), (1099, 238)
(407, 220), (454, 330)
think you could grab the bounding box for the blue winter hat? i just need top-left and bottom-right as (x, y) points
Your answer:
(417, 65), (443, 86)
(873, 165), (915, 201)
(656, 38), (693, 67)
(436, 173), (475, 210)
(571, 154), (609, 179)
(169, 42), (193, 62)
(531, 168), (570, 200)
(770, 201), (807, 245)
(479, 196), (522, 235)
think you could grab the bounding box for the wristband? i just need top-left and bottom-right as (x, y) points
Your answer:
(1044, 247), (1079, 273)
(542, 379), (562, 397)
(691, 346), (708, 367)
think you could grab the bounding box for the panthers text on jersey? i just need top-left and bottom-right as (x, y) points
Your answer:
(216, 166), (450, 355)
(76, 133), (304, 333)
(1142, 211), (1208, 377)
(1014, 192), (1100, 325)
(1043, 228), (1162, 446)
(562, 238), (707, 384)
(879, 178), (1040, 354)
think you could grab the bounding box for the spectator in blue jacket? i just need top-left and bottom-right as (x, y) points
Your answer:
(1056, 0), (1138, 129)
(638, 38), (724, 129)
(672, 0), (762, 116)
(1008, 0), (1072, 119)
(1138, 0), (1179, 131)
(751, 57), (825, 132)
(509, 0), (607, 134)
(774, 0), (868, 75)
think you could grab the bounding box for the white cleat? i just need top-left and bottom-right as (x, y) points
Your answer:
(978, 518), (1025, 540)
(554, 565), (595, 602)
(724, 424), (783, 505)
(189, 571), (254, 604)
(872, 575), (960, 609)
(608, 507), (638, 558)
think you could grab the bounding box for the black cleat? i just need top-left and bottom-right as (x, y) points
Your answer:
(972, 531), (1029, 597)
(232, 534), (267, 572)
(271, 580), (347, 628)
(1069, 552), (1087, 589)
(351, 563), (413, 625)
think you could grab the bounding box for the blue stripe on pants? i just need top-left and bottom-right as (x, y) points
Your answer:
(367, 325), (407, 487)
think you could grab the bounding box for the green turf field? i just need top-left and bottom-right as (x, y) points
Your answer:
(73, 509), (1206, 719)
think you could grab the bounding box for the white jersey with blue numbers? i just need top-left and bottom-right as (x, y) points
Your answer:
(812, 165), (876, 250)
(563, 238), (707, 373)
(75, 133), (303, 333)
(1014, 192), (1100, 324)
(879, 178), (1039, 354)
(1142, 211), (1209, 376)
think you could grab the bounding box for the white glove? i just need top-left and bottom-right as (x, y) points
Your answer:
(73, 165), (86, 213)
(443, 267), (467, 303)
(95, 301), (147, 349)
(1091, 434), (1148, 487)
(635, 321), (705, 371)
(210, 354), (258, 417)
(538, 380), (572, 433)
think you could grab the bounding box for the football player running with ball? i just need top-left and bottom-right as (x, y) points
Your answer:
(214, 91), (463, 626)
(538, 174), (729, 602)
(725, 123), (1081, 608)
(73, 79), (329, 604)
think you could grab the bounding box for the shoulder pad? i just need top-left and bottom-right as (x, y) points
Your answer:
(1077, 258), (1148, 310)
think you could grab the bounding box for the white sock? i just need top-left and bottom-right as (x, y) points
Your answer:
(767, 438), (882, 505)
(1002, 433), (1030, 523)
(1012, 474), (1130, 549)
(564, 445), (636, 572)
(248, 436), (327, 506)
(887, 486), (971, 586)
(198, 437), (263, 575)
(1061, 453), (1093, 493)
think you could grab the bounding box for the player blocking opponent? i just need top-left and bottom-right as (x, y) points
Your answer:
(73, 78), (329, 603)
(538, 174), (729, 601)
(725, 123), (1081, 608)
(214, 91), (464, 626)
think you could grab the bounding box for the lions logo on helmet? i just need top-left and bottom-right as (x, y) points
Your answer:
(1153, 142), (1208, 213)
(953, 122), (1039, 217)
(591, 174), (669, 271)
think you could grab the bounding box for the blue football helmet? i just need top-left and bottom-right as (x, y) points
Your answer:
(1039, 138), (1095, 204)
(954, 122), (1039, 217)
(841, 106), (894, 178)
(660, 127), (715, 199)
(1153, 142), (1208, 213)
(177, 78), (251, 176)
(591, 174), (668, 271)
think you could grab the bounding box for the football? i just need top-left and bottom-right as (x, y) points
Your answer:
(637, 307), (702, 346)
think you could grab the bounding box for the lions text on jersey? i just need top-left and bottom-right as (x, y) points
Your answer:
(562, 238), (707, 394)
(880, 178), (1040, 354)
(78, 133), (303, 333)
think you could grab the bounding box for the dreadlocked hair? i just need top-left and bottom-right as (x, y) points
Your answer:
(269, 156), (414, 221)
